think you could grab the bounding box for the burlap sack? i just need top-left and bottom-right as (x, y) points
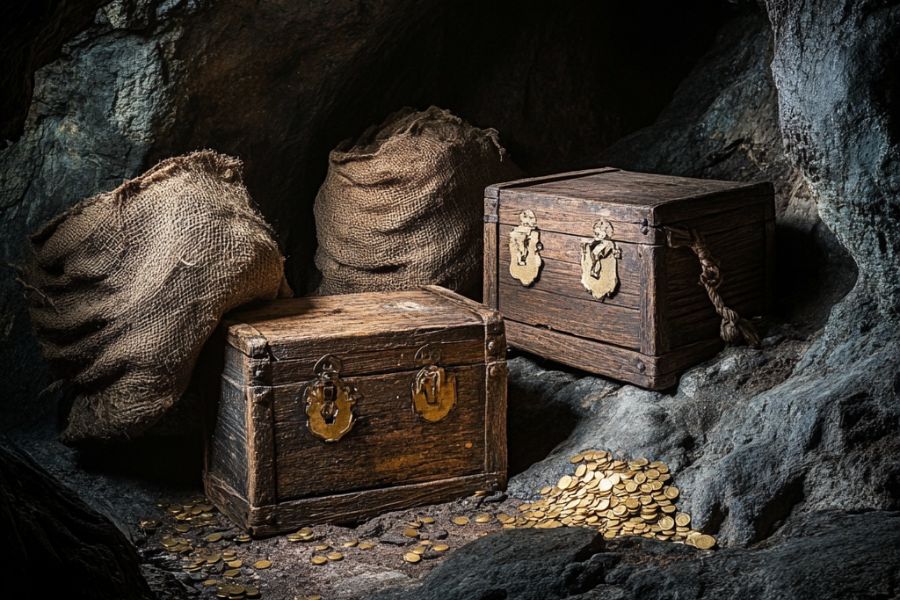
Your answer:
(314, 106), (521, 296)
(25, 151), (287, 445)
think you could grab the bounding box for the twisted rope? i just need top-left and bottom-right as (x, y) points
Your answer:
(665, 227), (760, 347)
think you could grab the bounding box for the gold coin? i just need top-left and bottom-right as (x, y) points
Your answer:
(694, 534), (716, 550)
(253, 559), (272, 569)
(569, 454), (584, 463)
(358, 541), (376, 550)
(412, 545), (427, 555)
(646, 469), (660, 480)
(314, 544), (331, 551)
(403, 552), (421, 563)
(474, 490), (489, 497)
(403, 527), (420, 538)
(497, 514), (514, 524)
(661, 504), (677, 514)
(598, 478), (614, 493)
(540, 486), (552, 495)
(203, 580), (219, 587)
(658, 516), (675, 530)
(624, 498), (640, 510)
(624, 481), (638, 493)
(633, 472), (647, 484)
(205, 533), (223, 543)
(226, 560), (242, 568)
(287, 533), (304, 542)
(558, 475), (573, 490)
(664, 486), (679, 500)
(326, 552), (344, 561)
(342, 539), (359, 548)
(432, 543), (450, 552)
(223, 569), (240, 578)
(575, 464), (587, 477)
(475, 513), (492, 523)
(675, 513), (691, 527)
(419, 516), (435, 524)
(310, 555), (328, 565)
(235, 534), (251, 543)
(451, 516), (470, 526)
(298, 527), (313, 535)
(244, 587), (260, 599)
(206, 553), (222, 564)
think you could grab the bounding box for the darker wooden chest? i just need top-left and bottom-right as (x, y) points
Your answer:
(203, 286), (507, 536)
(483, 167), (774, 390)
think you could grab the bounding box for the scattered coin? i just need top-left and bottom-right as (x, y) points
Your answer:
(342, 539), (359, 548)
(326, 551), (344, 561)
(451, 516), (470, 526)
(693, 534), (716, 550)
(310, 555), (328, 565)
(474, 513), (492, 523)
(432, 543), (449, 552)
(358, 541), (376, 550)
(403, 527), (420, 538)
(403, 552), (422, 563)
(226, 560), (242, 568)
(253, 559), (272, 569)
(419, 516), (435, 524)
(206, 533), (224, 543)
(235, 534), (251, 543)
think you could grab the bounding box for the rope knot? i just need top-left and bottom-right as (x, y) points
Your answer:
(664, 226), (759, 347)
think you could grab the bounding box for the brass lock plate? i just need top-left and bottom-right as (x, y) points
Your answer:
(580, 219), (621, 301)
(508, 210), (543, 286)
(304, 355), (359, 442)
(411, 345), (457, 422)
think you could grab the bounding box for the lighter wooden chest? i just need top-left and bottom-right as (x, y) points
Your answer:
(203, 286), (507, 536)
(483, 167), (774, 390)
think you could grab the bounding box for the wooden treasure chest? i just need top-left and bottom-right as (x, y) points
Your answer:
(483, 167), (774, 390)
(203, 286), (507, 536)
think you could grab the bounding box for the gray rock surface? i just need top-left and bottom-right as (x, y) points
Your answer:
(375, 510), (900, 600)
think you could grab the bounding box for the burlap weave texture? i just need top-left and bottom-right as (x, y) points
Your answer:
(25, 150), (286, 444)
(314, 106), (520, 297)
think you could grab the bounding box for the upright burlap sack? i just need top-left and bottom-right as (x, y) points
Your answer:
(314, 106), (521, 296)
(24, 151), (287, 445)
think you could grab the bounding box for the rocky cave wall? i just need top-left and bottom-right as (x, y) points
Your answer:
(0, 0), (898, 593)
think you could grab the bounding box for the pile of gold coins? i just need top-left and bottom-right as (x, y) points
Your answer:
(498, 450), (716, 549)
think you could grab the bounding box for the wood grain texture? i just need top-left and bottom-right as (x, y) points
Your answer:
(485, 167), (619, 199)
(225, 289), (484, 360)
(640, 244), (666, 355)
(206, 286), (506, 532)
(498, 191), (658, 244)
(497, 229), (643, 309)
(205, 376), (249, 499)
(273, 366), (487, 501)
(248, 473), (506, 535)
(664, 221), (768, 348)
(484, 221), (499, 309)
(247, 384), (276, 506)
(505, 320), (666, 388)
(499, 284), (642, 350)
(484, 360), (508, 483)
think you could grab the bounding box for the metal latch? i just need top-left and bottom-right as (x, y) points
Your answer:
(580, 218), (621, 301)
(304, 355), (359, 442)
(411, 345), (457, 422)
(508, 210), (543, 286)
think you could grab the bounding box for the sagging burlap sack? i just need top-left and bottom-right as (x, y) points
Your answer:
(314, 106), (521, 296)
(24, 151), (287, 445)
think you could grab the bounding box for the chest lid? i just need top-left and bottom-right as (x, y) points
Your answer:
(223, 286), (500, 379)
(486, 167), (773, 244)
